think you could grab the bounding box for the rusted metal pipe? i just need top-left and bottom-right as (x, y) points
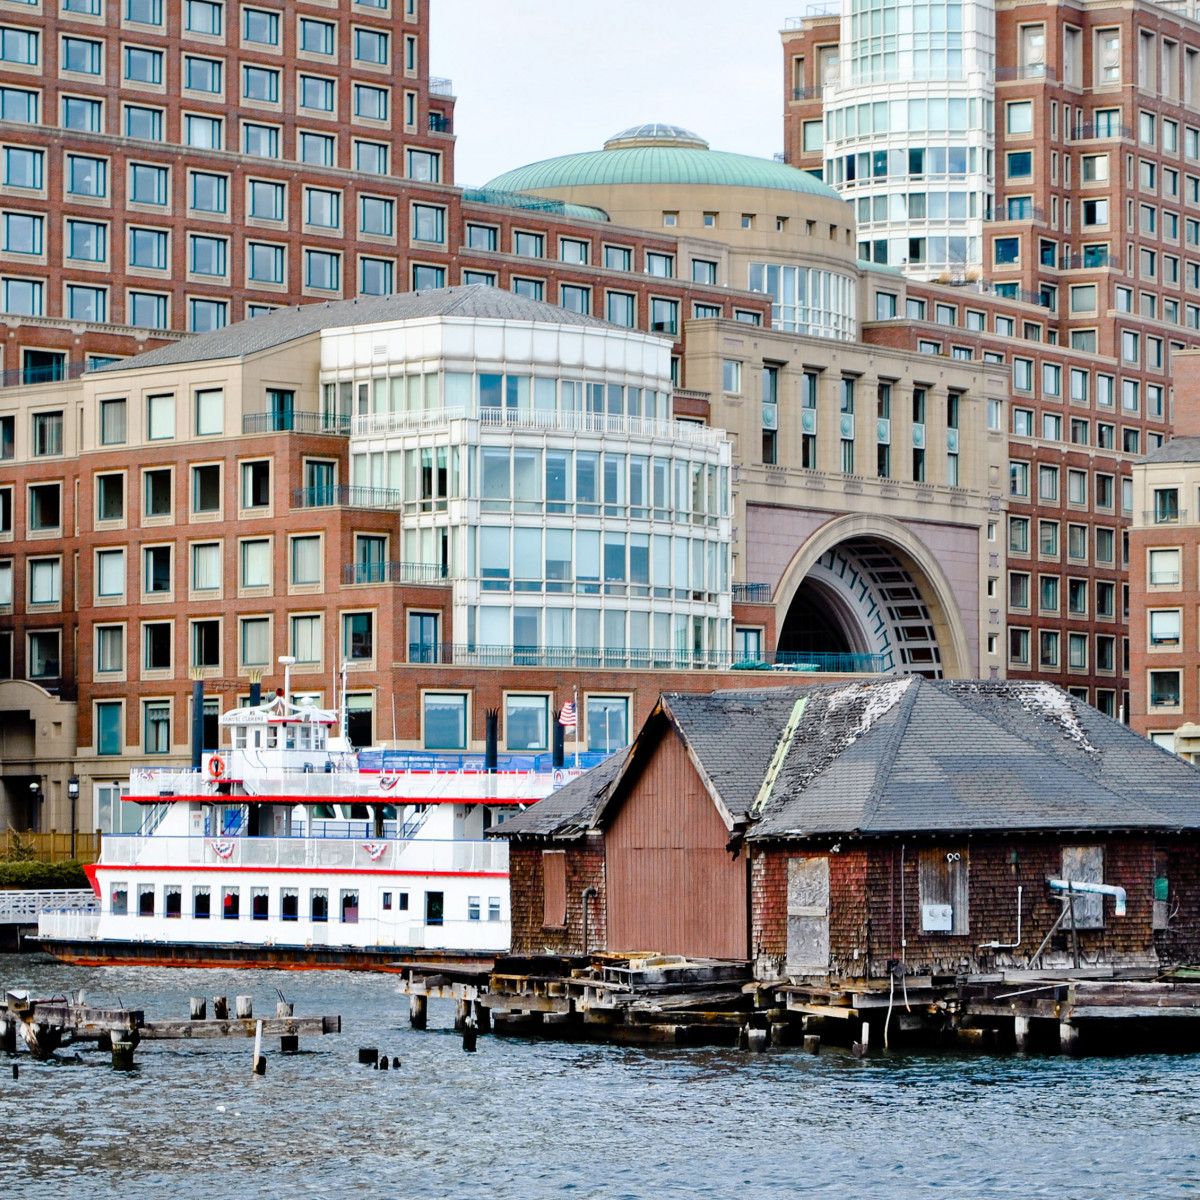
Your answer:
(581, 886), (597, 954)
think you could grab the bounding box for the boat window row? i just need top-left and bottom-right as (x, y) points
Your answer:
(107, 882), (502, 924)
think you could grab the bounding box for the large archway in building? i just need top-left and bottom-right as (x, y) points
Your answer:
(773, 515), (973, 679)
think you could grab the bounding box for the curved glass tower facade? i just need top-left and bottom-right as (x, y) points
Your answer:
(823, 0), (996, 279)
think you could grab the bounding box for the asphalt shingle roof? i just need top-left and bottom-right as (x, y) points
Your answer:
(496, 677), (1200, 842)
(95, 285), (621, 375)
(1140, 435), (1200, 465)
(495, 752), (625, 840)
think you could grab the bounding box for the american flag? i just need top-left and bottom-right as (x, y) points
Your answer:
(557, 699), (577, 728)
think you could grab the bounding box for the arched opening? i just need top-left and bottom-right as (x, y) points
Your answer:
(776, 529), (967, 678)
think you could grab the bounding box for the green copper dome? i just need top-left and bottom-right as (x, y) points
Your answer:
(484, 125), (840, 200)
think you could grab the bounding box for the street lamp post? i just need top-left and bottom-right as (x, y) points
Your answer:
(67, 775), (80, 858)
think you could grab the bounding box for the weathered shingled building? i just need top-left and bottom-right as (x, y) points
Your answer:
(497, 678), (1200, 980)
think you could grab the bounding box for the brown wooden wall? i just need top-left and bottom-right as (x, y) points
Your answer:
(605, 729), (748, 960)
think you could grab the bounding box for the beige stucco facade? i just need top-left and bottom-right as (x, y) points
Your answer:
(687, 319), (1008, 677)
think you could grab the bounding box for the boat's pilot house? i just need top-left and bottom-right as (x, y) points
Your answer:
(214, 694), (353, 778)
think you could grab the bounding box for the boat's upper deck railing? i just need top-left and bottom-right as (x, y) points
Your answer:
(100, 835), (508, 874)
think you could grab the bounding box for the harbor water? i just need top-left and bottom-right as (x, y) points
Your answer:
(2, 953), (1198, 1199)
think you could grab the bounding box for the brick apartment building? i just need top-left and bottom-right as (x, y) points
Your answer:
(781, 0), (1200, 721)
(2, 0), (1187, 829)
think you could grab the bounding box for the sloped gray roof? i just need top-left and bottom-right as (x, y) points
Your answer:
(748, 677), (1200, 839)
(495, 752), (625, 840)
(500, 678), (1200, 842)
(1140, 436), (1200, 465)
(94, 285), (620, 375)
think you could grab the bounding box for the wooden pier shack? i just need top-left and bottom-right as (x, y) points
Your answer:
(453, 679), (1200, 1055)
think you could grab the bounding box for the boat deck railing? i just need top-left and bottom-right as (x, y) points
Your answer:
(100, 835), (508, 874)
(128, 766), (572, 803)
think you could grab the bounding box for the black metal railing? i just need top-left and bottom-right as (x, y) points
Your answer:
(0, 360), (89, 389)
(1073, 120), (1132, 141)
(291, 485), (403, 509)
(428, 112), (452, 133)
(342, 561), (451, 585)
(996, 64), (1057, 81)
(411, 643), (886, 674)
(1060, 250), (1112, 270)
(733, 582), (773, 603)
(243, 411), (349, 435)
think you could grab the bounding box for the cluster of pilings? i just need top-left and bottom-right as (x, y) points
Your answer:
(3, 986), (341, 1073)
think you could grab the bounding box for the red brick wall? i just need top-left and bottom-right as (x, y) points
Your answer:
(754, 835), (1198, 979)
(1154, 840), (1200, 965)
(508, 836), (605, 956)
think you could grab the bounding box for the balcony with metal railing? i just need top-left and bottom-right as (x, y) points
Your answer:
(428, 112), (453, 134)
(243, 411), (350, 435)
(350, 405), (726, 449)
(0, 360), (89, 389)
(429, 77), (455, 96)
(1073, 120), (1132, 141)
(411, 643), (885, 674)
(732, 582), (773, 604)
(996, 64), (1057, 81)
(291, 484), (403, 509)
(342, 560), (451, 585)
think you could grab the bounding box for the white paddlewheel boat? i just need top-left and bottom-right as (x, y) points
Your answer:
(41, 688), (586, 969)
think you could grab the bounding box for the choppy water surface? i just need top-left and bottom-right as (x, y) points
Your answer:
(1, 953), (1198, 1199)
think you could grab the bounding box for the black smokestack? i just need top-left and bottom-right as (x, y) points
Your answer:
(484, 708), (499, 774)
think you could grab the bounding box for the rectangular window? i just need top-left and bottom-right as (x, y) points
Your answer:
(241, 6), (278, 43)
(412, 204), (444, 244)
(304, 249), (341, 292)
(423, 692), (467, 749)
(919, 848), (969, 934)
(124, 46), (163, 85)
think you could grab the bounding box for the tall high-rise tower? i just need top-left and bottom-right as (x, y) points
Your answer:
(797, 0), (996, 279)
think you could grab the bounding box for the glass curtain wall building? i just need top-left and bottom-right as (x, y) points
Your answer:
(335, 309), (734, 671)
(824, 0), (996, 278)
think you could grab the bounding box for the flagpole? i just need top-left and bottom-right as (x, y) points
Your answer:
(573, 685), (579, 770)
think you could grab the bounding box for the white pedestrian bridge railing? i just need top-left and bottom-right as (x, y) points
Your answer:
(0, 888), (98, 923)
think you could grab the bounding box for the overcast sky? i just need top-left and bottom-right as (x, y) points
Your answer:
(429, 1), (808, 186)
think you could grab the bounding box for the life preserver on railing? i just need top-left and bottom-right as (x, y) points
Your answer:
(208, 755), (226, 779)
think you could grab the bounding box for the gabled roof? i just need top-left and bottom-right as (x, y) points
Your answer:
(495, 677), (1200, 843)
(493, 752), (625, 841)
(93, 284), (622, 375)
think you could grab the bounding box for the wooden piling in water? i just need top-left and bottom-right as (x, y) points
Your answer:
(280, 1034), (299, 1054)
(409, 993), (427, 1031)
(236, 996), (254, 1020)
(454, 999), (470, 1031)
(473, 1001), (491, 1033)
(0, 1016), (14, 1056)
(212, 996), (229, 1021)
(251, 1019), (265, 1075)
(111, 1040), (135, 1071)
(189, 997), (206, 1021)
